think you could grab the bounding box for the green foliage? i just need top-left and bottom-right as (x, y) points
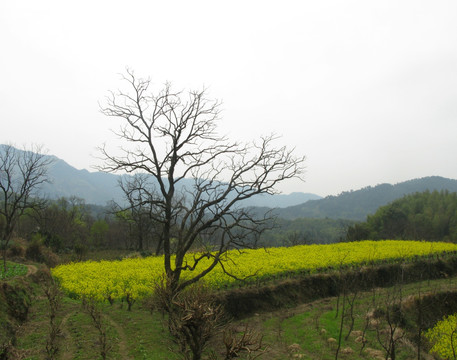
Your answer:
(1, 281), (32, 323)
(40, 231), (63, 253)
(90, 219), (109, 248)
(0, 278), (33, 358)
(346, 190), (457, 242)
(261, 217), (355, 246)
(0, 262), (27, 279)
(28, 196), (91, 252)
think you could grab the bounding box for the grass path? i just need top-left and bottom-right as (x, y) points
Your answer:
(104, 313), (132, 360)
(59, 310), (76, 360)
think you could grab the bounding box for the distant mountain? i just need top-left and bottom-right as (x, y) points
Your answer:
(38, 155), (321, 208)
(8, 147), (456, 220)
(273, 176), (457, 221)
(238, 192), (322, 208)
(40, 157), (123, 205)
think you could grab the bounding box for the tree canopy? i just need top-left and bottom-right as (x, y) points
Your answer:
(346, 190), (457, 242)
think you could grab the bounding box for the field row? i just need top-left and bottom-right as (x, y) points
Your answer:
(52, 240), (457, 302)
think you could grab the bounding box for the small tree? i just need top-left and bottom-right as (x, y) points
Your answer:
(373, 268), (406, 360)
(0, 144), (52, 273)
(223, 324), (267, 359)
(82, 297), (112, 360)
(90, 219), (109, 249)
(99, 70), (305, 296)
(42, 272), (63, 360)
(153, 279), (224, 360)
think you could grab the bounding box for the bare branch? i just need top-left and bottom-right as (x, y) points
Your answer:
(0, 144), (53, 272)
(99, 70), (306, 294)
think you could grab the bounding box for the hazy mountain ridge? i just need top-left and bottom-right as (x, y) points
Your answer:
(5, 147), (456, 219)
(46, 158), (457, 222)
(272, 176), (457, 221)
(39, 156), (321, 208)
(41, 157), (122, 205)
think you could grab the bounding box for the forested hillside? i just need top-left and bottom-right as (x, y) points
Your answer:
(346, 190), (457, 242)
(260, 217), (356, 246)
(273, 176), (457, 221)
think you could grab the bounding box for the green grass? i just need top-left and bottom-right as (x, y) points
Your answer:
(217, 277), (457, 360)
(6, 262), (457, 359)
(12, 288), (181, 360)
(0, 261), (28, 279)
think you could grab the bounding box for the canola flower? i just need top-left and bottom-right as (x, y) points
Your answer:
(52, 240), (457, 303)
(425, 313), (457, 359)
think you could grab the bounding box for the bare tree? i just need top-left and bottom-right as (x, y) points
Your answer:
(374, 269), (406, 360)
(82, 297), (112, 360)
(153, 279), (224, 360)
(99, 70), (305, 295)
(42, 271), (63, 360)
(0, 144), (53, 274)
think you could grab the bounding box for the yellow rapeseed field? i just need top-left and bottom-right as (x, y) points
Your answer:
(52, 240), (457, 302)
(425, 313), (457, 359)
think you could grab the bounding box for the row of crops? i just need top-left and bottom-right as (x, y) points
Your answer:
(52, 240), (457, 302)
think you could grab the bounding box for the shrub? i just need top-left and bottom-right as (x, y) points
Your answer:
(25, 239), (44, 263)
(140, 250), (153, 258)
(42, 249), (60, 268)
(153, 280), (225, 360)
(7, 244), (24, 258)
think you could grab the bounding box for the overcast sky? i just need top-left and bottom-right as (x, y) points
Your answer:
(1, 1), (456, 197)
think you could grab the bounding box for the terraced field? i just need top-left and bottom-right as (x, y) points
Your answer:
(52, 240), (457, 302)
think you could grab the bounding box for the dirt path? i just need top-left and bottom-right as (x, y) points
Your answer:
(25, 264), (38, 277)
(59, 310), (76, 360)
(104, 313), (132, 360)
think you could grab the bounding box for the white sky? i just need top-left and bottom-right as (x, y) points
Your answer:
(1, 0), (457, 197)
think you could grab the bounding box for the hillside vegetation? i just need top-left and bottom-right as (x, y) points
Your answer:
(273, 176), (457, 221)
(260, 217), (355, 246)
(4, 254), (457, 359)
(347, 190), (457, 242)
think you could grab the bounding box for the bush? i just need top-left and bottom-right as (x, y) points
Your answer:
(23, 236), (60, 267)
(153, 280), (225, 360)
(42, 250), (60, 268)
(25, 239), (44, 263)
(7, 244), (24, 258)
(140, 250), (153, 258)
